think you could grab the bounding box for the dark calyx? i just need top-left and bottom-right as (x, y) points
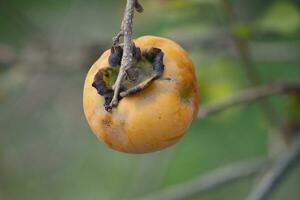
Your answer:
(92, 44), (165, 112)
(108, 46), (123, 67)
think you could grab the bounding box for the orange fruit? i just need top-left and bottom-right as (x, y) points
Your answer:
(83, 36), (199, 153)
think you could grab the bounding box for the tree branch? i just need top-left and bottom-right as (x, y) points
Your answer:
(109, 0), (143, 109)
(246, 135), (300, 200)
(133, 158), (270, 200)
(198, 81), (300, 119)
(222, 0), (279, 127)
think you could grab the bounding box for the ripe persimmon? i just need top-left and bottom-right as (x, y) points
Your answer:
(83, 36), (199, 154)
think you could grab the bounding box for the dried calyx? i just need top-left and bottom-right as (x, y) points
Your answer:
(92, 44), (165, 112)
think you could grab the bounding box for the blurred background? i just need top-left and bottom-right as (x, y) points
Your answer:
(0, 0), (300, 200)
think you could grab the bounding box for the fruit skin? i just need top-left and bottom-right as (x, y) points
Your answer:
(83, 36), (199, 154)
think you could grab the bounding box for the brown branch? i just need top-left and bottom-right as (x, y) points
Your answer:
(246, 135), (300, 200)
(132, 158), (270, 200)
(198, 81), (300, 118)
(221, 0), (279, 127)
(109, 0), (143, 109)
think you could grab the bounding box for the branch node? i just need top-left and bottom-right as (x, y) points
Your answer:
(197, 81), (300, 119)
(113, 31), (124, 46)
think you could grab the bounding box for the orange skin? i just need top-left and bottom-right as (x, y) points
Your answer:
(83, 36), (199, 154)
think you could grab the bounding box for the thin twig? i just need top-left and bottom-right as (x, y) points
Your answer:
(132, 158), (269, 200)
(198, 81), (300, 118)
(113, 31), (124, 46)
(109, 0), (143, 109)
(110, 0), (135, 106)
(246, 135), (300, 200)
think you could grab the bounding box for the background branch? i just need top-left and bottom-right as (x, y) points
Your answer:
(133, 158), (270, 200)
(222, 0), (279, 127)
(198, 81), (300, 118)
(246, 135), (300, 200)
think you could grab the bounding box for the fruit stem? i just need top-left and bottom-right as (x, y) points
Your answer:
(109, 0), (143, 110)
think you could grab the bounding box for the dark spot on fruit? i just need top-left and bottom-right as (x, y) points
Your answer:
(102, 119), (111, 128)
(179, 85), (192, 103)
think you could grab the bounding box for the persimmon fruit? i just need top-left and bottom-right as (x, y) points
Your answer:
(83, 36), (199, 154)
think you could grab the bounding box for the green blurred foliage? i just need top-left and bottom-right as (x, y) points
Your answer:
(0, 0), (300, 200)
(258, 1), (300, 36)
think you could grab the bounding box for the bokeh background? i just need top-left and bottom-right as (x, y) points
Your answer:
(1, 0), (300, 200)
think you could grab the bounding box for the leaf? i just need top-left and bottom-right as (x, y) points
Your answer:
(233, 24), (253, 41)
(196, 57), (242, 102)
(259, 1), (300, 35)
